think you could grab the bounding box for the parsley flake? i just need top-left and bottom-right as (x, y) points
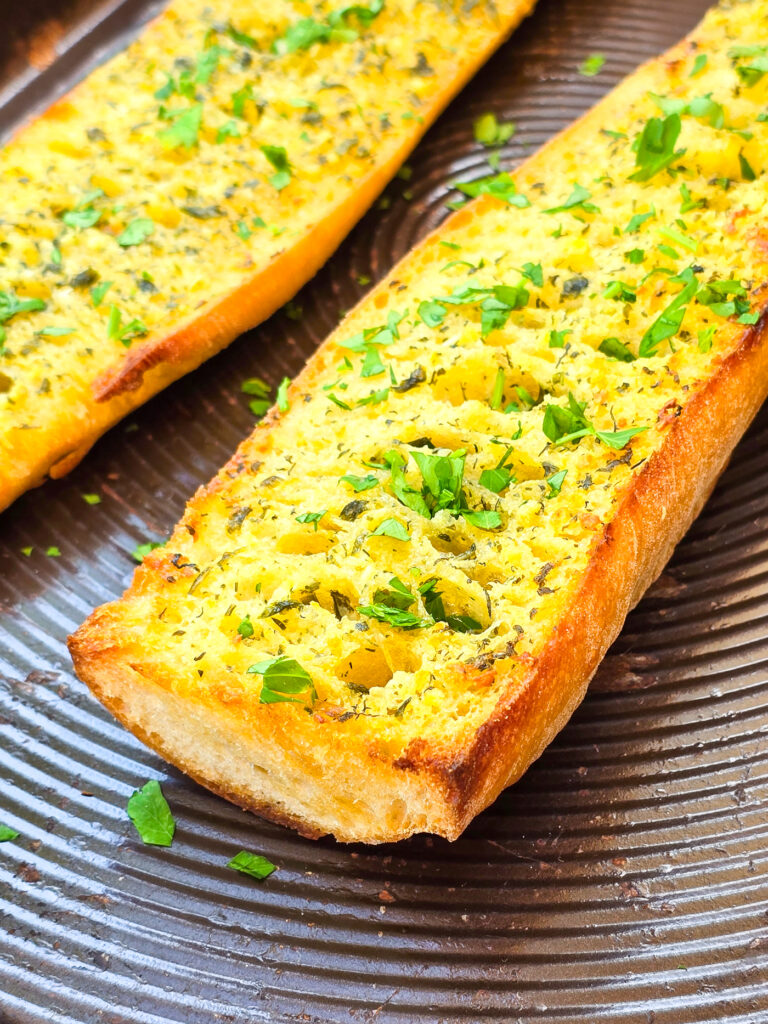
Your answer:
(127, 780), (175, 847)
(117, 218), (155, 247)
(132, 540), (163, 562)
(247, 656), (316, 705)
(157, 104), (203, 149)
(451, 172), (530, 208)
(340, 473), (378, 492)
(371, 517), (411, 542)
(260, 145), (292, 190)
(629, 114), (685, 183)
(544, 183), (599, 215)
(579, 54), (605, 77)
(473, 112), (515, 147)
(295, 510), (326, 531)
(228, 850), (276, 880)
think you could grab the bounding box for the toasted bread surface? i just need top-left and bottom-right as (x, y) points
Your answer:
(72, 0), (768, 842)
(0, 0), (535, 512)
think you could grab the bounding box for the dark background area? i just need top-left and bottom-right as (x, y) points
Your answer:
(0, 1), (766, 1021)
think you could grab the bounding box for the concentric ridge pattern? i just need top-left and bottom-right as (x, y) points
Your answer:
(0, 1), (766, 1022)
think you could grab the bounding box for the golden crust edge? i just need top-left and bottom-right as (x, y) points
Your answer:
(0, 0), (536, 514)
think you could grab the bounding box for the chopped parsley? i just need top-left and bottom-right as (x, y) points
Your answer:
(216, 119), (241, 143)
(242, 377), (272, 417)
(359, 575), (480, 632)
(106, 305), (148, 346)
(625, 209), (655, 233)
(126, 780), (175, 847)
(544, 183), (599, 215)
(276, 376), (291, 412)
(629, 114), (685, 182)
(61, 189), (103, 229)
(359, 600), (430, 629)
(603, 280), (637, 303)
(543, 392), (646, 449)
(0, 291), (46, 332)
(371, 517), (411, 541)
(546, 469), (567, 497)
(479, 445), (516, 493)
(227, 850), (276, 880)
(698, 326), (716, 352)
(598, 337), (635, 362)
(451, 172), (530, 208)
(295, 510), (326, 531)
(417, 280), (529, 337)
(132, 540), (163, 562)
(638, 267), (698, 357)
(579, 54), (605, 77)
(247, 655), (316, 705)
(548, 328), (571, 348)
(728, 45), (768, 87)
(273, 1), (383, 55)
(473, 112), (515, 146)
(340, 473), (379, 492)
(91, 281), (113, 307)
(157, 104), (203, 149)
(384, 448), (501, 529)
(117, 218), (155, 247)
(522, 261), (544, 287)
(260, 145), (292, 190)
(237, 615), (254, 638)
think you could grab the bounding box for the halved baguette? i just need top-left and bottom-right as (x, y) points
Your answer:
(71, 0), (768, 843)
(0, 0), (536, 512)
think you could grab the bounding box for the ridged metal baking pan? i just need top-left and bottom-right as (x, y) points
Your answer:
(1, 1), (766, 1021)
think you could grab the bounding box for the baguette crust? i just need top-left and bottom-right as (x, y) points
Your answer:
(0, 0), (536, 513)
(71, 0), (768, 842)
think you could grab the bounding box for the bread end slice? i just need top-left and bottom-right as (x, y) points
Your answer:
(69, 319), (750, 843)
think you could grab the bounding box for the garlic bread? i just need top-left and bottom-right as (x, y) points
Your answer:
(0, 0), (535, 511)
(71, 0), (768, 842)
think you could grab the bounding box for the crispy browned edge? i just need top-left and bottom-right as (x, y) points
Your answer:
(0, 0), (537, 514)
(69, 10), (768, 843)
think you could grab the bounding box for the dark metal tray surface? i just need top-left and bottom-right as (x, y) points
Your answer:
(0, 1), (766, 1021)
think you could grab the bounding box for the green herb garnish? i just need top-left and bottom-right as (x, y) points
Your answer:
(543, 392), (646, 449)
(371, 517), (411, 542)
(473, 112), (515, 147)
(451, 172), (530, 208)
(117, 218), (155, 247)
(260, 145), (292, 190)
(340, 473), (378, 492)
(629, 114), (685, 182)
(228, 850), (276, 880)
(132, 540), (163, 562)
(126, 780), (175, 847)
(295, 510), (326, 531)
(579, 54), (605, 77)
(544, 183), (598, 215)
(247, 656), (316, 705)
(157, 104), (203, 149)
